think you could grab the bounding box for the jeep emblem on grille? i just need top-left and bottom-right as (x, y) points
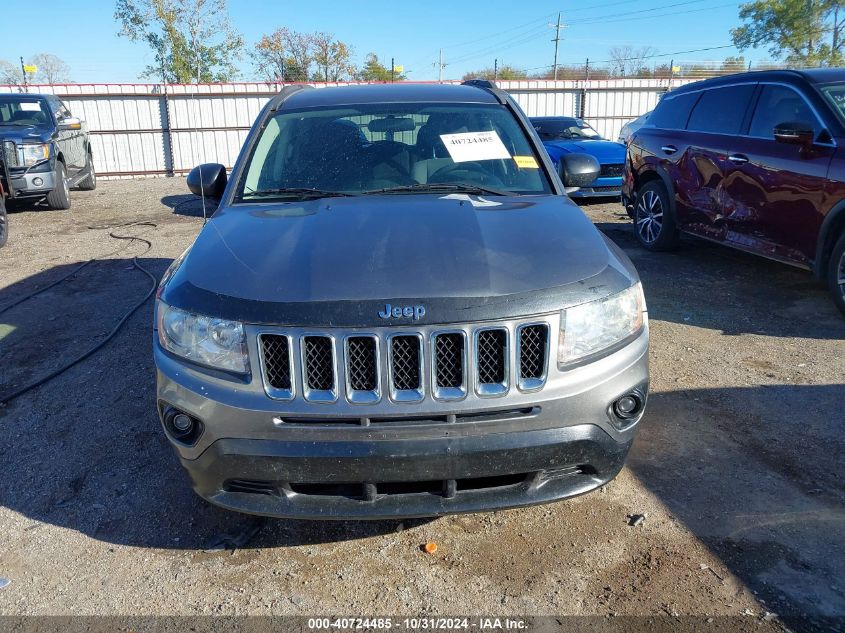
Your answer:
(378, 303), (426, 320)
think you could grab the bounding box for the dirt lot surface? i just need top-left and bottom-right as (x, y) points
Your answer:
(0, 180), (843, 631)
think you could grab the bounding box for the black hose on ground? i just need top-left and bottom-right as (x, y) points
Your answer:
(0, 221), (158, 405)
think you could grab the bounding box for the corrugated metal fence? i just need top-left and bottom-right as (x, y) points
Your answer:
(0, 79), (696, 178)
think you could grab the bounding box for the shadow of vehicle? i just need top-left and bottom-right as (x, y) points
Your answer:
(0, 258), (429, 551)
(160, 194), (218, 219)
(590, 215), (845, 339)
(629, 384), (845, 631)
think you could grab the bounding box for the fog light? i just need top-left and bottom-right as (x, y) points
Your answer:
(33, 177), (43, 186)
(609, 390), (646, 428)
(172, 413), (193, 432)
(616, 396), (638, 415)
(160, 404), (204, 444)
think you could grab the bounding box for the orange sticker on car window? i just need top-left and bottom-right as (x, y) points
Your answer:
(513, 155), (538, 169)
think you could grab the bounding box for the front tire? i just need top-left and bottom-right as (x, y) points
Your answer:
(46, 161), (71, 210)
(827, 232), (845, 316)
(633, 180), (679, 251)
(0, 196), (8, 248)
(77, 151), (96, 191)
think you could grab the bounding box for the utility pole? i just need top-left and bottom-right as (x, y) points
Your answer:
(436, 49), (446, 83)
(391, 57), (395, 82)
(585, 58), (590, 81)
(494, 58), (498, 80)
(550, 12), (565, 80)
(20, 56), (27, 88)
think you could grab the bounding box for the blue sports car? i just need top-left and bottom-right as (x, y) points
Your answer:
(530, 117), (625, 197)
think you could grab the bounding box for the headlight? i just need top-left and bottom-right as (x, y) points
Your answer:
(17, 143), (50, 167)
(558, 283), (646, 366)
(156, 301), (249, 373)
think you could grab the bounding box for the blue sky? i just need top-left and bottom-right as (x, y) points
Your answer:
(1, 0), (755, 83)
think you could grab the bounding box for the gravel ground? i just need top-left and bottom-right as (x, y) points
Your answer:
(0, 179), (843, 631)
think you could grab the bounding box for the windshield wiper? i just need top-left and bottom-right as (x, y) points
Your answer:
(241, 187), (357, 200)
(362, 183), (510, 196)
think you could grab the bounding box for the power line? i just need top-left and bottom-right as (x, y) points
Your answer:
(519, 44), (737, 73)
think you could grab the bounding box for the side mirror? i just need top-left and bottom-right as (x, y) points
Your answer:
(187, 163), (227, 199)
(559, 152), (600, 189)
(58, 117), (82, 131)
(774, 122), (814, 147)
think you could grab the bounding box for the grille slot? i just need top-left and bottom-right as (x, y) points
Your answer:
(260, 334), (293, 398)
(600, 163), (624, 177)
(389, 335), (423, 400)
(302, 335), (335, 400)
(518, 324), (548, 390)
(433, 332), (466, 398)
(346, 336), (379, 403)
(476, 328), (507, 395)
(346, 337), (377, 391)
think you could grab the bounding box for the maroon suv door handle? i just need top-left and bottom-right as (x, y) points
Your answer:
(660, 145), (678, 155)
(728, 153), (749, 165)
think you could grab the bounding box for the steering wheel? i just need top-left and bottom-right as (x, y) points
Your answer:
(428, 161), (506, 188)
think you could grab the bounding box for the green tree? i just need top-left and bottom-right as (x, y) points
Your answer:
(357, 53), (405, 82)
(731, 0), (844, 67)
(252, 27), (315, 82)
(462, 65), (527, 81)
(115, 0), (243, 82)
(720, 55), (748, 73)
(311, 33), (355, 82)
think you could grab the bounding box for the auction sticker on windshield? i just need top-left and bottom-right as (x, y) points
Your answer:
(439, 130), (511, 163)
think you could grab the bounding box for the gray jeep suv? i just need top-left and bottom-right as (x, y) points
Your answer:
(154, 81), (649, 519)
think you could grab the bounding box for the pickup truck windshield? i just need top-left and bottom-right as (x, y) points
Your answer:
(0, 98), (50, 126)
(236, 103), (551, 201)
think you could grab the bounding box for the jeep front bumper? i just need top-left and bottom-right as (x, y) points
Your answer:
(154, 320), (649, 519)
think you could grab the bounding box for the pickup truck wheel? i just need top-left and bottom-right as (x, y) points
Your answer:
(633, 180), (679, 251)
(77, 152), (96, 191)
(0, 196), (7, 248)
(46, 162), (71, 210)
(827, 232), (845, 316)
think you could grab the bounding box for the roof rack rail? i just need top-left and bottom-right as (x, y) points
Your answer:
(268, 84), (314, 112)
(460, 79), (508, 105)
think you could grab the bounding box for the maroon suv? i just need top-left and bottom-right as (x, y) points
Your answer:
(622, 69), (845, 314)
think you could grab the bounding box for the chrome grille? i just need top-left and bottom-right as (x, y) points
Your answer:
(2, 141), (18, 168)
(518, 324), (548, 390)
(257, 317), (554, 404)
(346, 336), (377, 391)
(303, 336), (335, 399)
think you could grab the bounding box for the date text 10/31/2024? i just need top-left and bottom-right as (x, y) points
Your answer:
(306, 617), (529, 631)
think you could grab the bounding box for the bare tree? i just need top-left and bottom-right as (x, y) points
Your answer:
(608, 46), (657, 77)
(30, 54), (71, 84)
(0, 59), (22, 85)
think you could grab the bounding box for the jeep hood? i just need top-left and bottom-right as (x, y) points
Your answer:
(163, 193), (637, 326)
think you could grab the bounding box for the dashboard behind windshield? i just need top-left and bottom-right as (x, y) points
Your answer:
(236, 103), (552, 201)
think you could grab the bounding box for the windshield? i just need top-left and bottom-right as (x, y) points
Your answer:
(236, 103), (551, 201)
(0, 97), (50, 126)
(820, 83), (845, 126)
(532, 118), (602, 140)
